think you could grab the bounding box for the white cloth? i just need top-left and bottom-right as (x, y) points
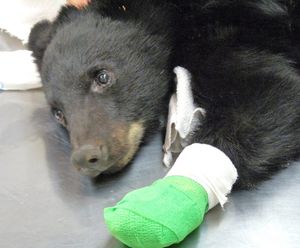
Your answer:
(0, 50), (41, 90)
(163, 67), (206, 167)
(0, 0), (66, 90)
(167, 144), (238, 210)
(0, 0), (66, 43)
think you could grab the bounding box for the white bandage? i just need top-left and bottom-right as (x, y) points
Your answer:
(163, 67), (238, 209)
(167, 143), (238, 210)
(163, 67), (206, 167)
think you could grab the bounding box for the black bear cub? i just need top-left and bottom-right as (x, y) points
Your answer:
(29, 0), (300, 189)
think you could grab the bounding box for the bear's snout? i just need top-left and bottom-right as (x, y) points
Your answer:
(69, 121), (145, 177)
(71, 144), (109, 177)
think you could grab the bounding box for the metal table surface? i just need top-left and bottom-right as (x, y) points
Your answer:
(0, 31), (300, 248)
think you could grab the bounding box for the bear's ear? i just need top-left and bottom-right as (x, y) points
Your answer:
(28, 20), (53, 70)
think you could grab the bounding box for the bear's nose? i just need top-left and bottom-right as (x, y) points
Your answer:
(71, 144), (108, 170)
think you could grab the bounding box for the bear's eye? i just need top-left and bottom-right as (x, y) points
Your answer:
(91, 68), (115, 93)
(95, 69), (111, 85)
(52, 108), (66, 126)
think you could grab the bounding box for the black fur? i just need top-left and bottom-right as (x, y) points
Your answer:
(29, 0), (300, 188)
(28, 20), (52, 70)
(173, 0), (300, 188)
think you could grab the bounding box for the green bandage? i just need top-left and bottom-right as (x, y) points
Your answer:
(104, 176), (208, 248)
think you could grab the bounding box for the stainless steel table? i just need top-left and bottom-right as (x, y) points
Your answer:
(0, 31), (299, 248)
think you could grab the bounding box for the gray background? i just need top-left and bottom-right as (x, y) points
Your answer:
(0, 31), (299, 248)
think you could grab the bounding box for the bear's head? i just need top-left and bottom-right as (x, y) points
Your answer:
(29, 5), (173, 176)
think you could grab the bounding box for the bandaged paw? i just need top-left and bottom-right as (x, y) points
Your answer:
(104, 144), (238, 248)
(104, 176), (208, 248)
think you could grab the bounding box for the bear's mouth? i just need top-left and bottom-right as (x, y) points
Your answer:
(78, 167), (103, 177)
